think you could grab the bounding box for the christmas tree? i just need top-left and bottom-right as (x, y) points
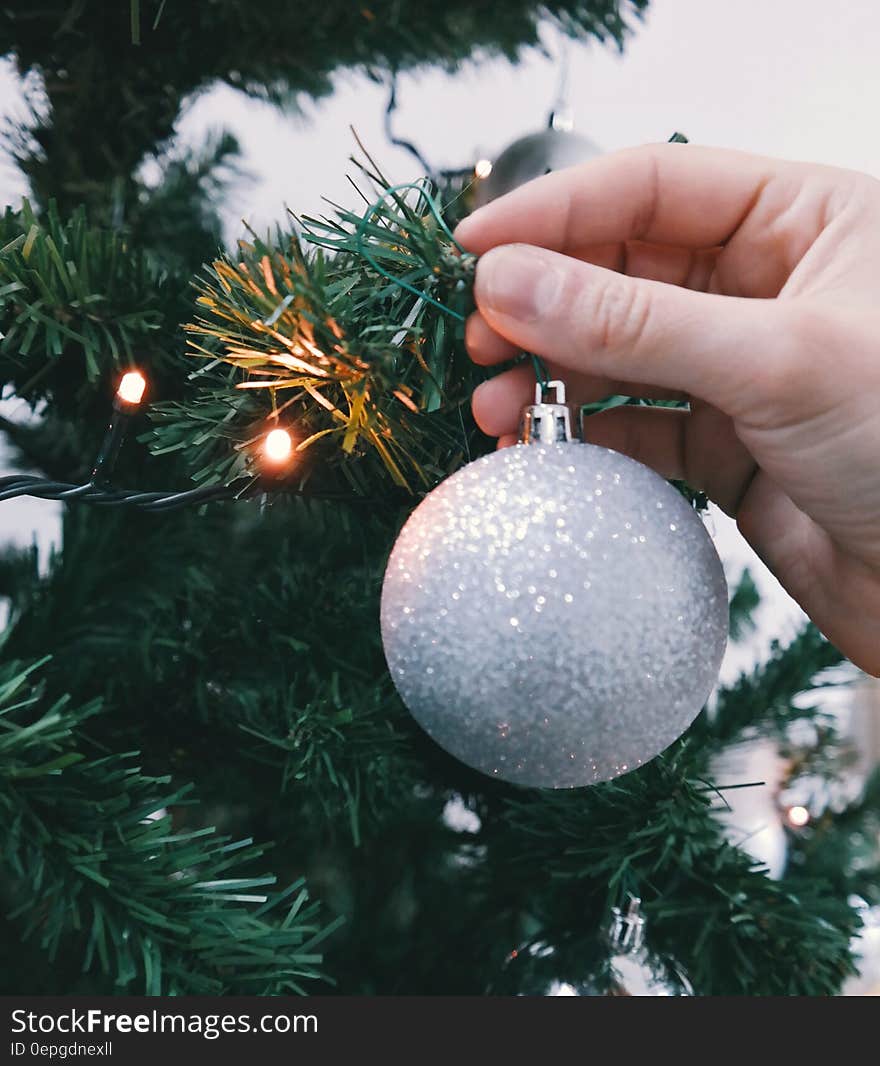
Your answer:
(1, 0), (878, 997)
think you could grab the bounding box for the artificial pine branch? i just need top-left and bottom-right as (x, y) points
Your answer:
(170, 180), (481, 493)
(0, 411), (90, 483)
(0, 200), (176, 408)
(787, 765), (880, 905)
(727, 567), (761, 642)
(0, 501), (423, 844)
(0, 657), (337, 995)
(494, 746), (860, 995)
(131, 130), (249, 275)
(706, 624), (847, 745)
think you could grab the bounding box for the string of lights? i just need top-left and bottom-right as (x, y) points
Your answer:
(0, 369), (303, 511)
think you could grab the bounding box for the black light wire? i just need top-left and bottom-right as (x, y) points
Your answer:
(0, 473), (252, 511)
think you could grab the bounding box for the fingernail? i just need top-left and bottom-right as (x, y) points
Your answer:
(476, 245), (562, 324)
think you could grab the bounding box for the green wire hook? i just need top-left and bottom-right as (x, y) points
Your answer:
(354, 180), (469, 321)
(355, 179), (551, 388)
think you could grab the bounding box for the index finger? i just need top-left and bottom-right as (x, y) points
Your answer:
(455, 143), (779, 254)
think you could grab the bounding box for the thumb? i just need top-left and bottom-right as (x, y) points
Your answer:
(473, 244), (791, 417)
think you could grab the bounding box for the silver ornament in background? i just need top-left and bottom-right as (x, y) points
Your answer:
(554, 896), (693, 996)
(474, 113), (601, 206)
(380, 383), (728, 788)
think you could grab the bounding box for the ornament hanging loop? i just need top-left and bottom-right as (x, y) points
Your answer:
(519, 379), (576, 445)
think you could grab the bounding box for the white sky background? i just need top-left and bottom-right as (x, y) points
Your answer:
(2, 0), (880, 676)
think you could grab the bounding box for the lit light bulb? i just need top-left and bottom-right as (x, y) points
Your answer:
(117, 371), (147, 406)
(93, 370), (148, 482)
(549, 110), (575, 133)
(474, 158), (493, 179)
(786, 804), (810, 828)
(264, 427), (293, 464)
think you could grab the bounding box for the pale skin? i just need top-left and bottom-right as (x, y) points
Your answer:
(454, 143), (880, 676)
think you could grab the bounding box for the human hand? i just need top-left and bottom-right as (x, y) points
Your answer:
(455, 144), (880, 675)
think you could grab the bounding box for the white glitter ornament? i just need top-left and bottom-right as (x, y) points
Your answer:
(381, 383), (728, 788)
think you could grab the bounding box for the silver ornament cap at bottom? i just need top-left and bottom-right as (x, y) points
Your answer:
(380, 390), (728, 788)
(577, 896), (693, 996)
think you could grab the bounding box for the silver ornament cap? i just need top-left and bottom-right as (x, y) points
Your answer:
(579, 896), (693, 996)
(519, 380), (574, 444)
(608, 895), (647, 954)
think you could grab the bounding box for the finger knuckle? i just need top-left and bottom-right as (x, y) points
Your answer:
(578, 275), (652, 364)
